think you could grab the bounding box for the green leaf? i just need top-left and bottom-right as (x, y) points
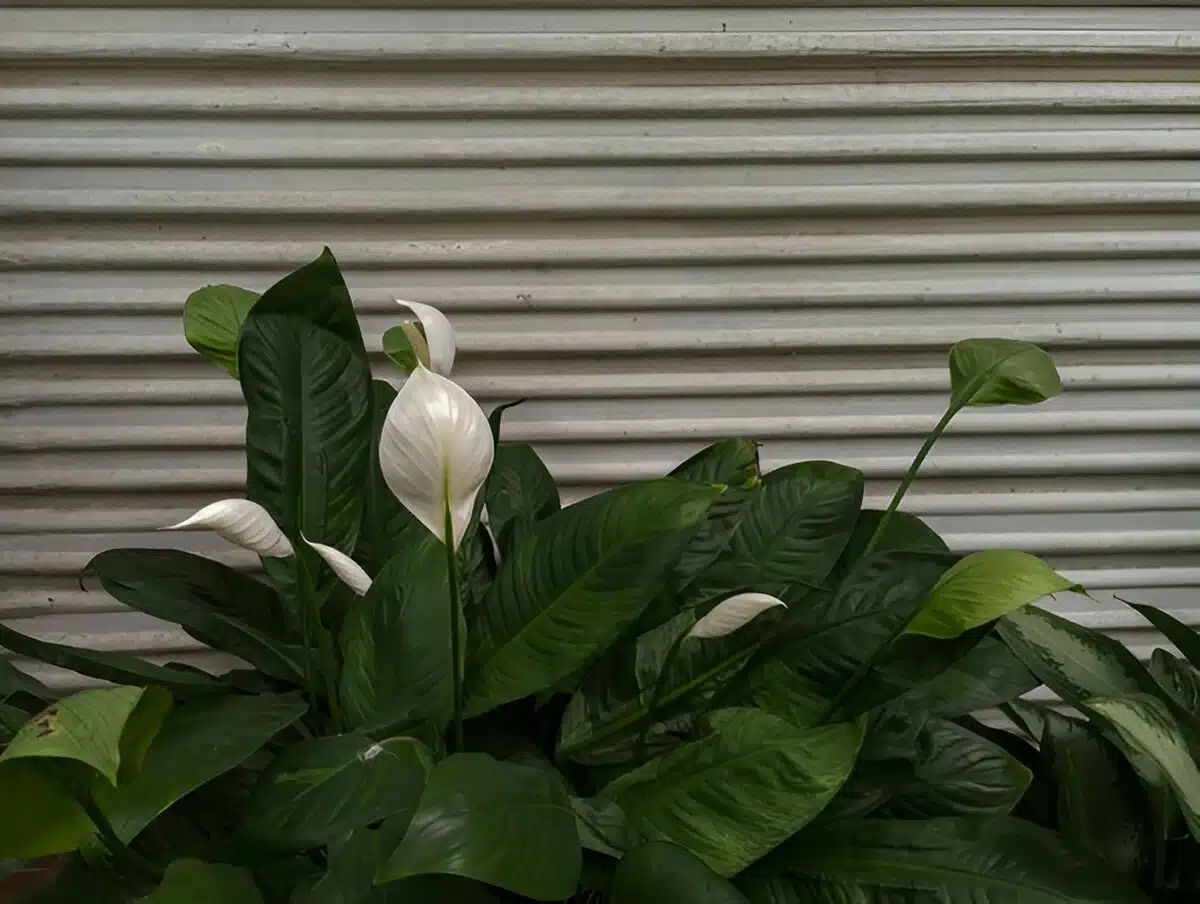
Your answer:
(486, 399), (525, 447)
(1086, 693), (1200, 843)
(1, 686), (169, 787)
(464, 480), (721, 717)
(893, 633), (1040, 718)
(610, 841), (749, 904)
(571, 796), (633, 858)
(998, 606), (1162, 704)
(875, 718), (1030, 818)
(0, 621), (221, 693)
(240, 733), (431, 851)
(1124, 601), (1200, 669)
(0, 761), (93, 858)
(484, 443), (560, 555)
(183, 284), (259, 377)
(603, 708), (864, 877)
(833, 509), (948, 581)
(1039, 709), (1147, 876)
(1149, 649), (1200, 715)
(339, 537), (455, 732)
(248, 248), (366, 359)
(0, 656), (51, 704)
(87, 549), (303, 683)
(670, 440), (760, 487)
(694, 461), (863, 599)
(905, 550), (1080, 640)
(92, 692), (307, 845)
(756, 816), (1147, 904)
(382, 324), (424, 374)
(239, 315), (372, 572)
(948, 339), (1063, 408)
(355, 380), (419, 576)
(139, 859), (263, 904)
(377, 753), (581, 901)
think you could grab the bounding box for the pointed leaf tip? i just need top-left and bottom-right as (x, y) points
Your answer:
(378, 366), (494, 551)
(164, 499), (293, 558)
(688, 592), (786, 639)
(394, 299), (456, 376)
(302, 536), (372, 596)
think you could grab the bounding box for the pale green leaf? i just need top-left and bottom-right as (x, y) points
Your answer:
(138, 859), (263, 904)
(948, 339), (1062, 408)
(183, 284), (259, 377)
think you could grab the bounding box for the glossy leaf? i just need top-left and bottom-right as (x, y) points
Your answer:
(835, 509), (948, 578)
(248, 247), (366, 358)
(671, 440), (761, 487)
(948, 339), (1063, 408)
(240, 314), (372, 572)
(571, 796), (633, 858)
(164, 499), (293, 558)
(87, 549), (303, 682)
(339, 537), (455, 731)
(484, 442), (560, 555)
(0, 761), (94, 857)
(875, 718), (1031, 818)
(465, 480), (720, 717)
(905, 550), (1080, 640)
(610, 842), (749, 904)
(183, 284), (259, 377)
(355, 380), (420, 575)
(695, 461), (863, 599)
(894, 633), (1040, 718)
(1124, 601), (1200, 668)
(139, 859), (263, 904)
(1086, 693), (1200, 842)
(1149, 648), (1200, 715)
(603, 708), (864, 876)
(377, 753), (580, 901)
(240, 733), (431, 850)
(91, 692), (307, 845)
(760, 816), (1147, 904)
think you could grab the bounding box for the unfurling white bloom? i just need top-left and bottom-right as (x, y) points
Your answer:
(164, 499), (293, 558)
(688, 592), (787, 639)
(302, 536), (373, 596)
(394, 299), (456, 376)
(378, 365), (494, 551)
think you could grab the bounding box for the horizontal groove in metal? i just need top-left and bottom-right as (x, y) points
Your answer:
(2, 4), (1197, 685)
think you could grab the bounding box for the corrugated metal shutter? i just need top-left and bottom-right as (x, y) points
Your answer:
(2, 4), (1198, 692)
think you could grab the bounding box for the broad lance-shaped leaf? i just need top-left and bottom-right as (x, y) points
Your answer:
(1149, 649), (1200, 715)
(948, 338), (1063, 408)
(465, 480), (721, 717)
(1086, 693), (1200, 843)
(339, 536), (456, 731)
(378, 365), (494, 551)
(377, 753), (580, 901)
(0, 656), (50, 704)
(240, 733), (432, 850)
(183, 284), (259, 377)
(892, 633), (1040, 718)
(87, 548), (305, 683)
(746, 817), (1147, 904)
(603, 708), (864, 877)
(904, 550), (1080, 640)
(1123, 600), (1200, 669)
(610, 842), (749, 904)
(484, 442), (560, 556)
(249, 247), (367, 359)
(140, 859), (263, 904)
(163, 499), (293, 557)
(303, 537), (372, 597)
(356, 380), (420, 576)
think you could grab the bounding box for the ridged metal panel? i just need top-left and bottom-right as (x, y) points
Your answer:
(2, 5), (1198, 690)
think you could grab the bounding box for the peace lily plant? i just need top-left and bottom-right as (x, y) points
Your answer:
(0, 249), (1156, 904)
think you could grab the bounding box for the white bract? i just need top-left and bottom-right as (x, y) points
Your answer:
(394, 299), (456, 376)
(378, 365), (494, 551)
(164, 499), (294, 558)
(302, 536), (373, 596)
(688, 592), (787, 639)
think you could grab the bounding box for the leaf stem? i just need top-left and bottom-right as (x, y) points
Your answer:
(77, 792), (160, 883)
(298, 554), (344, 732)
(633, 630), (690, 761)
(444, 508), (466, 754)
(863, 405), (958, 558)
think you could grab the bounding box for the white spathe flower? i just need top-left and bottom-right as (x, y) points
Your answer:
(688, 592), (787, 639)
(378, 365), (494, 551)
(395, 299), (455, 376)
(164, 499), (293, 558)
(302, 536), (373, 596)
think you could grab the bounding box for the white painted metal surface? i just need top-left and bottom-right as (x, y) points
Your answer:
(1, 4), (1198, 689)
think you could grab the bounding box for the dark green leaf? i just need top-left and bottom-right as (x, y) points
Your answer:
(183, 284), (260, 377)
(603, 708), (864, 877)
(948, 339), (1063, 408)
(0, 657), (50, 704)
(875, 718), (1030, 818)
(484, 443), (560, 555)
(355, 380), (420, 576)
(240, 733), (431, 851)
(760, 816), (1147, 903)
(895, 634), (1040, 719)
(339, 537), (455, 732)
(140, 859), (263, 904)
(670, 440), (760, 487)
(1149, 649), (1200, 715)
(1124, 602), (1200, 669)
(695, 461), (863, 599)
(486, 399), (525, 447)
(248, 248), (365, 359)
(377, 753), (580, 901)
(611, 841), (749, 904)
(571, 795), (633, 858)
(0, 622), (221, 693)
(88, 549), (302, 682)
(833, 509), (948, 582)
(464, 480), (721, 717)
